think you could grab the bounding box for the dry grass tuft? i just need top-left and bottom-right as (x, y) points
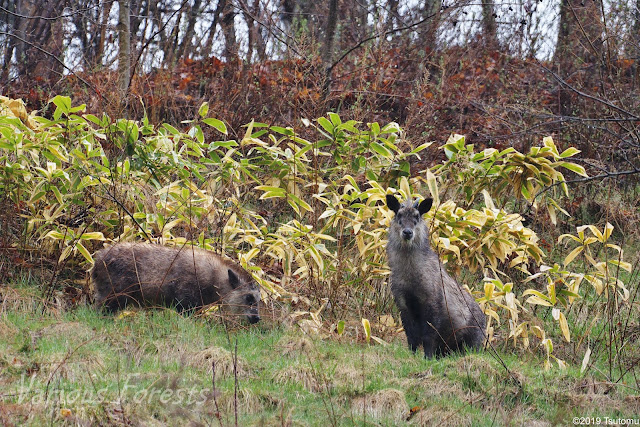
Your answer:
(0, 286), (39, 313)
(38, 353), (105, 384)
(36, 322), (96, 343)
(189, 346), (248, 379)
(0, 317), (17, 339)
(0, 402), (32, 426)
(277, 336), (315, 357)
(409, 372), (463, 398)
(568, 392), (640, 414)
(273, 364), (324, 393)
(409, 407), (472, 426)
(454, 356), (499, 377)
(334, 364), (365, 386)
(213, 388), (264, 416)
(351, 388), (408, 423)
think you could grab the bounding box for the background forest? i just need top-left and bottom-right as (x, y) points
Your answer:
(1, 1), (640, 425)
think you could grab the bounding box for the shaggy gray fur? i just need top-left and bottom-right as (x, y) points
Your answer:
(386, 195), (485, 357)
(91, 243), (260, 323)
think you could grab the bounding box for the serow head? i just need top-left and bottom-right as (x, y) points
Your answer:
(228, 269), (261, 324)
(386, 194), (433, 242)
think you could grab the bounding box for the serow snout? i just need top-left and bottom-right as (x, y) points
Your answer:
(402, 228), (414, 240)
(247, 308), (261, 324)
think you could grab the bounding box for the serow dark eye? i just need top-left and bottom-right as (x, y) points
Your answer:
(245, 295), (255, 304)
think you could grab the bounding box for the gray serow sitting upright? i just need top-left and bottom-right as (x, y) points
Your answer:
(386, 195), (486, 357)
(91, 243), (261, 324)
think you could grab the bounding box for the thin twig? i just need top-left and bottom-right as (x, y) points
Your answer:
(537, 60), (639, 120)
(0, 31), (103, 100)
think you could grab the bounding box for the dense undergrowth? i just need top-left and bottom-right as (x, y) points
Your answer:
(1, 95), (638, 384)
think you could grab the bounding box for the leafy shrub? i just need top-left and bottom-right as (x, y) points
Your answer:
(0, 96), (633, 370)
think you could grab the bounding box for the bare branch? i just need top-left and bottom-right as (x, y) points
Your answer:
(0, 30), (103, 100)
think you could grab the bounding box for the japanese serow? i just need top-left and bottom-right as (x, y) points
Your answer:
(91, 243), (261, 324)
(386, 195), (485, 357)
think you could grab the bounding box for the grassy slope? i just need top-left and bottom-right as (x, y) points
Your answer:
(0, 285), (638, 426)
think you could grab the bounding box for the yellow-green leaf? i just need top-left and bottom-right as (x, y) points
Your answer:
(580, 347), (591, 374)
(75, 241), (93, 263)
(362, 318), (371, 343)
(337, 320), (345, 336)
(426, 169), (440, 207)
(552, 308), (570, 342)
(563, 246), (583, 266)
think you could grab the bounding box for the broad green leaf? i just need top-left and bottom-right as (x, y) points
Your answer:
(328, 112), (342, 126)
(288, 193), (312, 213)
(202, 117), (228, 135)
(317, 117), (333, 135)
(559, 147), (580, 158)
(75, 241), (93, 263)
(51, 186), (64, 205)
(270, 126), (294, 136)
(45, 230), (65, 240)
(79, 232), (105, 240)
(58, 245), (73, 264)
(337, 320), (345, 335)
(198, 102), (209, 118)
(50, 95), (71, 114)
(559, 162), (588, 177)
(602, 222), (614, 242)
(410, 142), (433, 156)
(370, 141), (391, 157)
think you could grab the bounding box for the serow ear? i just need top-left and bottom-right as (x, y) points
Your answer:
(386, 194), (401, 214)
(418, 198), (433, 215)
(228, 269), (240, 289)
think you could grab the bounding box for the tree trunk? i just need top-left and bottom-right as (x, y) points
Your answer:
(421, 0), (442, 55)
(117, 0), (132, 98)
(241, 0), (256, 63)
(221, 0), (238, 62)
(481, 0), (499, 48)
(554, 0), (604, 115)
(322, 0), (339, 67)
(12, 0), (66, 79)
(253, 0), (267, 61)
(179, 0), (203, 60)
(555, 0), (604, 68)
(202, 0), (227, 59)
(633, 0), (640, 86)
(321, 0), (339, 97)
(387, 0), (399, 34)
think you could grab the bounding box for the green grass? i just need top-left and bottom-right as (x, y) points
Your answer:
(1, 284), (638, 426)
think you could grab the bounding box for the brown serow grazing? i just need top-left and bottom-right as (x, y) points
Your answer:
(386, 195), (486, 358)
(91, 243), (261, 324)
